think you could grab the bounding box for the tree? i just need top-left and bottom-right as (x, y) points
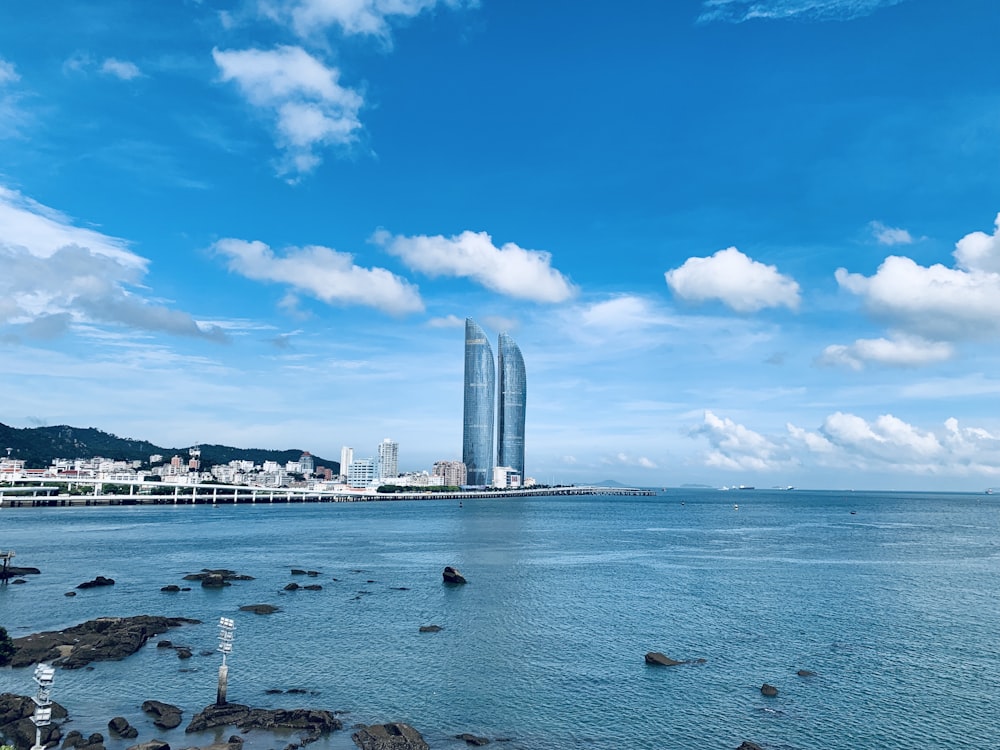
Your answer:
(0, 625), (15, 666)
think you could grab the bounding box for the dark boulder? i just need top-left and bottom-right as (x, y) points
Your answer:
(161, 585), (181, 593)
(351, 723), (428, 750)
(142, 700), (183, 730)
(157, 641), (173, 649)
(306, 571), (320, 577)
(12, 579), (26, 584)
(760, 683), (778, 697)
(284, 583), (300, 591)
(291, 569), (307, 575)
(418, 625), (442, 633)
(185, 703), (341, 742)
(109, 717), (139, 739)
(303, 585), (322, 591)
(456, 733), (490, 746)
(126, 741), (170, 750)
(77, 576), (115, 589)
(11, 615), (199, 669)
(736, 743), (765, 750)
(644, 652), (705, 667)
(201, 574), (230, 589)
(0, 565), (41, 580)
(175, 647), (193, 659)
(442, 567), (466, 585)
(62, 730), (84, 748)
(796, 669), (816, 677)
(65, 591), (77, 597)
(182, 569), (254, 583)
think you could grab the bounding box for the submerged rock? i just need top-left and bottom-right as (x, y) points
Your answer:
(796, 669), (816, 677)
(185, 703), (341, 742)
(442, 566), (466, 585)
(77, 576), (115, 589)
(418, 625), (442, 633)
(239, 604), (280, 615)
(644, 652), (706, 667)
(109, 717), (139, 739)
(760, 683), (778, 697)
(182, 569), (255, 583)
(456, 733), (490, 746)
(351, 723), (428, 750)
(142, 700), (183, 730)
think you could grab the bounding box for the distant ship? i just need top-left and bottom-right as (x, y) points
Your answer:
(737, 485), (755, 490)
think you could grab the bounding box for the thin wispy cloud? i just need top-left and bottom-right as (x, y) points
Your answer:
(666, 247), (800, 313)
(869, 220), (913, 246)
(698, 0), (908, 23)
(259, 0), (474, 42)
(0, 57), (19, 85)
(214, 237), (424, 315)
(100, 58), (143, 80)
(213, 45), (363, 178)
(375, 229), (576, 303)
(818, 334), (953, 370)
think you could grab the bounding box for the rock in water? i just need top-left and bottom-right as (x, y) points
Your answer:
(644, 652), (682, 666)
(126, 742), (170, 750)
(442, 566), (467, 584)
(796, 669), (816, 677)
(351, 723), (429, 750)
(239, 604), (280, 615)
(185, 703), (342, 742)
(760, 683), (778, 697)
(736, 743), (765, 750)
(109, 717), (139, 739)
(455, 733), (490, 746)
(0, 693), (68, 749)
(77, 576), (115, 589)
(418, 625), (442, 633)
(142, 700), (183, 730)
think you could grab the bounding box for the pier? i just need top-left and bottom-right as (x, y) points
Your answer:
(0, 479), (655, 508)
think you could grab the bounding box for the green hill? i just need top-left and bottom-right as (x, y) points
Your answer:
(0, 423), (338, 473)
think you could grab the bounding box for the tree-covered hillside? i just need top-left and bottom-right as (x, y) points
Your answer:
(0, 423), (337, 472)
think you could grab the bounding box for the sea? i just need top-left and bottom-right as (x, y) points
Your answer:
(1, 489), (999, 750)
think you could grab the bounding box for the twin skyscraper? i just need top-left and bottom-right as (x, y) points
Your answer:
(462, 318), (526, 486)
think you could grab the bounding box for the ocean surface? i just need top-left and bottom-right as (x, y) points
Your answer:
(1, 489), (999, 750)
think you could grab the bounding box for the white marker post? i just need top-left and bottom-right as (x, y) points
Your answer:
(30, 663), (55, 750)
(217, 617), (235, 705)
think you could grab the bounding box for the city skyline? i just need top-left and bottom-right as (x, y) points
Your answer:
(2, 2), (1000, 491)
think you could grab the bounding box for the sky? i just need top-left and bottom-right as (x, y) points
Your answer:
(2, 0), (1000, 491)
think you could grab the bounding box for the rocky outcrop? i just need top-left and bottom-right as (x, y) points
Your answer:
(185, 703), (341, 744)
(161, 585), (181, 593)
(77, 576), (115, 589)
(0, 692), (68, 749)
(760, 683), (778, 697)
(418, 625), (442, 633)
(442, 567), (466, 584)
(10, 615), (200, 669)
(644, 652), (706, 667)
(239, 604), (280, 615)
(109, 717), (139, 739)
(0, 565), (41, 580)
(183, 569), (254, 584)
(142, 700), (183, 730)
(455, 733), (490, 746)
(351, 723), (428, 750)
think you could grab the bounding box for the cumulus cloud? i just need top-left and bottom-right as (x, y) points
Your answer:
(578, 295), (670, 332)
(259, 0), (472, 41)
(695, 410), (791, 471)
(665, 247), (800, 313)
(698, 0), (908, 23)
(836, 212), (1000, 341)
(213, 45), (363, 178)
(818, 334), (954, 370)
(100, 58), (143, 80)
(214, 237), (424, 315)
(0, 187), (224, 341)
(374, 229), (576, 303)
(869, 220), (913, 246)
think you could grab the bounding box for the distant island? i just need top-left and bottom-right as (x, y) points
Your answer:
(0, 423), (337, 472)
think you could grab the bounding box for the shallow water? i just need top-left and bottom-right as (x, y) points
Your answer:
(1, 490), (999, 750)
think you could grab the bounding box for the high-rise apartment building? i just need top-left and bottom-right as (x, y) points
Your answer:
(433, 460), (467, 486)
(497, 331), (526, 478)
(340, 446), (353, 478)
(463, 318), (496, 485)
(378, 438), (399, 479)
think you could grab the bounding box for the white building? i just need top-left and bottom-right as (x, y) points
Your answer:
(493, 465), (521, 489)
(347, 458), (376, 487)
(340, 446), (354, 478)
(378, 438), (398, 479)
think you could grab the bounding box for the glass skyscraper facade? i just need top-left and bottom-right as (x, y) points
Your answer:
(497, 331), (526, 477)
(462, 318), (495, 486)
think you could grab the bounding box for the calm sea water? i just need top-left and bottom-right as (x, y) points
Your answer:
(1, 490), (999, 750)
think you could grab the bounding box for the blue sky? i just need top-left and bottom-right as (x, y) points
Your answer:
(2, 0), (1000, 490)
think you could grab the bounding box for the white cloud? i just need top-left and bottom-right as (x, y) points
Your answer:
(818, 334), (954, 370)
(427, 314), (464, 328)
(100, 58), (143, 80)
(0, 186), (224, 341)
(869, 220), (913, 246)
(214, 238), (424, 315)
(698, 0), (908, 23)
(375, 229), (576, 303)
(836, 213), (1000, 341)
(260, 0), (472, 41)
(212, 45), (363, 178)
(819, 412), (942, 462)
(578, 295), (670, 333)
(602, 452), (658, 469)
(665, 246), (800, 313)
(954, 212), (1000, 273)
(695, 410), (791, 471)
(0, 57), (19, 85)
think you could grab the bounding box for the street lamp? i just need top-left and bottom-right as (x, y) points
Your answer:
(216, 617), (235, 705)
(30, 663), (55, 750)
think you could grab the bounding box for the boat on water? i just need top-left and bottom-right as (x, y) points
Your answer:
(737, 485), (755, 490)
